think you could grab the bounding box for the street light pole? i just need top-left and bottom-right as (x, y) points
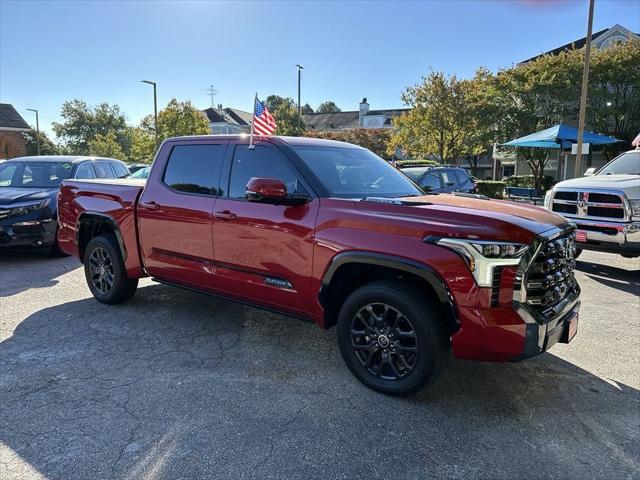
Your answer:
(296, 64), (304, 133)
(142, 80), (159, 150)
(26, 108), (40, 156)
(574, 0), (595, 178)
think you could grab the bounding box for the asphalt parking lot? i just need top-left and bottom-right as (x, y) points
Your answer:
(0, 249), (638, 480)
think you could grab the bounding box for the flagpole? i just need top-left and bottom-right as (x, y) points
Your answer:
(249, 92), (257, 150)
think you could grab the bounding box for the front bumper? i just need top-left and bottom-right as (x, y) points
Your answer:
(0, 219), (57, 249)
(572, 218), (640, 256)
(449, 225), (581, 362)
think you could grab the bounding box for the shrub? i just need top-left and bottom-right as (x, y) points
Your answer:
(394, 159), (439, 168)
(476, 180), (506, 199)
(505, 175), (554, 191)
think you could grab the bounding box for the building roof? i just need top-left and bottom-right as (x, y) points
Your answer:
(521, 24), (639, 64)
(203, 107), (252, 126)
(303, 108), (409, 131)
(0, 104), (30, 130)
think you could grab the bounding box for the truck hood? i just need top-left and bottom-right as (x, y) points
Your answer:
(354, 194), (569, 245)
(554, 174), (640, 191)
(0, 187), (57, 206)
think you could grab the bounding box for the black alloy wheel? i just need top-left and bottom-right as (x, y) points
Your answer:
(350, 302), (419, 380)
(88, 246), (115, 295)
(337, 280), (448, 396)
(84, 234), (138, 304)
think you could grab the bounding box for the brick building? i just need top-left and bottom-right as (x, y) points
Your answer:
(0, 104), (30, 160)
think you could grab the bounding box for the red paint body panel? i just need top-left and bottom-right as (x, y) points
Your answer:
(57, 135), (578, 363)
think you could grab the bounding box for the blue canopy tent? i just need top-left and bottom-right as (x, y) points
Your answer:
(501, 124), (624, 180)
(502, 124), (623, 149)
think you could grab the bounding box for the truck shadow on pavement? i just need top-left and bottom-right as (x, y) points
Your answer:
(1, 282), (638, 479)
(0, 251), (80, 298)
(575, 259), (640, 296)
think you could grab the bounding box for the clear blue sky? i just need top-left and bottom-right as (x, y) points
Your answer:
(1, 0), (638, 135)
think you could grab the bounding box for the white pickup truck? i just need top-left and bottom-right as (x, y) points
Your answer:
(544, 149), (640, 258)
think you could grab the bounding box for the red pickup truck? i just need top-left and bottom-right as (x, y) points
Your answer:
(58, 135), (580, 395)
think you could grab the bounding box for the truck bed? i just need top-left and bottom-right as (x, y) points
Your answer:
(58, 179), (147, 277)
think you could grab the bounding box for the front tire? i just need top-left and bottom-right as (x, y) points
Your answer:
(84, 234), (138, 304)
(337, 280), (449, 396)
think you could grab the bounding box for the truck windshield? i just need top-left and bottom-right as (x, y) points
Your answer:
(0, 161), (74, 188)
(293, 146), (422, 198)
(597, 151), (640, 175)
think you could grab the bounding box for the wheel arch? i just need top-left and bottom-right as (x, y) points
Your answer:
(318, 251), (458, 334)
(76, 212), (127, 262)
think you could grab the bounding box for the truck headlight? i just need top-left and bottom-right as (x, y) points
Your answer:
(426, 237), (528, 287)
(629, 199), (640, 218)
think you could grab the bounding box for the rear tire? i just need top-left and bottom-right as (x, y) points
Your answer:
(84, 234), (138, 304)
(337, 280), (449, 396)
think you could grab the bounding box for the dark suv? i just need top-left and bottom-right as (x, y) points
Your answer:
(0, 155), (129, 255)
(401, 166), (476, 194)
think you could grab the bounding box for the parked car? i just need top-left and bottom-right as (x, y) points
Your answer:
(544, 149), (640, 258)
(127, 163), (148, 174)
(0, 155), (129, 255)
(58, 136), (580, 395)
(401, 166), (477, 193)
(128, 165), (151, 179)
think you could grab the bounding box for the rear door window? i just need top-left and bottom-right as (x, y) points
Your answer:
(440, 169), (456, 186)
(454, 169), (469, 185)
(110, 162), (130, 178)
(421, 172), (441, 191)
(94, 162), (116, 178)
(75, 162), (97, 179)
(162, 143), (225, 195)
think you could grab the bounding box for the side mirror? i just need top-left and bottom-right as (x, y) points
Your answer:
(246, 177), (287, 203)
(422, 184), (434, 192)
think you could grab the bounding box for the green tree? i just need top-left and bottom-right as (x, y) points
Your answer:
(52, 100), (130, 155)
(258, 96), (303, 136)
(587, 39), (640, 153)
(489, 50), (582, 188)
(142, 98), (210, 142)
(305, 128), (392, 158)
(128, 127), (155, 163)
(390, 71), (475, 163)
(301, 103), (314, 114)
(88, 131), (126, 159)
(317, 101), (341, 113)
(264, 95), (288, 112)
(22, 129), (62, 156)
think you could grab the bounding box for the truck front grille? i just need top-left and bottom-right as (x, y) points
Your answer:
(551, 190), (627, 221)
(524, 231), (578, 316)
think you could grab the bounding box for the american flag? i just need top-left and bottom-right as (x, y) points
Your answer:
(253, 98), (277, 135)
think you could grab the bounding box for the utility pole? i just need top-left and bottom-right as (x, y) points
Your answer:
(26, 108), (40, 155)
(142, 80), (159, 151)
(204, 85), (218, 108)
(296, 64), (304, 133)
(574, 0), (595, 178)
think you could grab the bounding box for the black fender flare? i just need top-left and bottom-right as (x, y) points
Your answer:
(319, 251), (457, 322)
(76, 212), (127, 261)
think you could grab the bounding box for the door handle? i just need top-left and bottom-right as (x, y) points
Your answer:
(213, 210), (236, 221)
(139, 201), (160, 210)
